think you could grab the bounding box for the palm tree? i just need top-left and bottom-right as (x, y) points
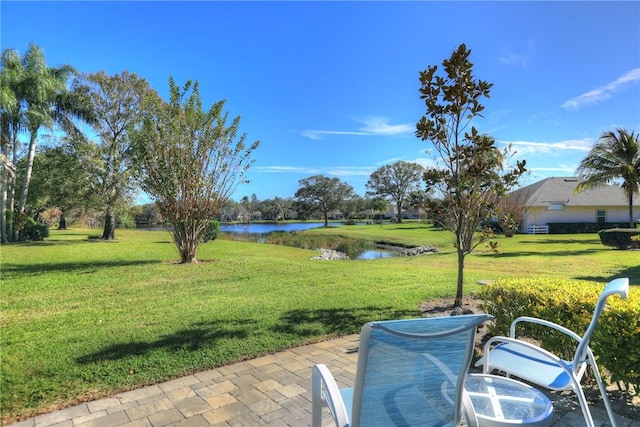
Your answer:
(16, 43), (78, 216)
(575, 128), (640, 228)
(1, 43), (94, 241)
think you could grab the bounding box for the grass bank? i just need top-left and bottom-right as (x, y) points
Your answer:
(1, 224), (638, 422)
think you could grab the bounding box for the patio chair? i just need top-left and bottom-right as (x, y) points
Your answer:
(476, 277), (629, 427)
(312, 314), (493, 427)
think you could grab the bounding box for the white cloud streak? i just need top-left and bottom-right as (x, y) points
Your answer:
(497, 41), (535, 68)
(499, 138), (594, 155)
(254, 165), (374, 177)
(562, 68), (640, 110)
(301, 117), (413, 140)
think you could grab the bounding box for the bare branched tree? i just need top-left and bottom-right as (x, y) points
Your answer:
(135, 78), (259, 263)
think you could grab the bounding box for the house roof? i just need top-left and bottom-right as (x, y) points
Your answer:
(513, 177), (640, 207)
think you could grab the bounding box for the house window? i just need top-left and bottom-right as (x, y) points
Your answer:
(547, 202), (564, 211)
(596, 210), (606, 224)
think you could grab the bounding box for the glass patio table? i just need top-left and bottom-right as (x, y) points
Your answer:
(465, 374), (554, 427)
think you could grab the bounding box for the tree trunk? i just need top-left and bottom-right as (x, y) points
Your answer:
(0, 170), (6, 243)
(628, 191), (634, 228)
(102, 205), (116, 240)
(1, 118), (9, 243)
(173, 220), (200, 263)
(17, 130), (38, 215)
(323, 211), (328, 227)
(396, 200), (403, 223)
(58, 209), (67, 230)
(455, 247), (465, 307)
(8, 133), (18, 241)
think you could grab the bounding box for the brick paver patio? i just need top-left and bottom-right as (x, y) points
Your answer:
(7, 335), (638, 427)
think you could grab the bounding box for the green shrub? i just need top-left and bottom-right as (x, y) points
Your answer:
(23, 217), (49, 241)
(202, 220), (220, 242)
(598, 228), (640, 249)
(478, 278), (639, 388)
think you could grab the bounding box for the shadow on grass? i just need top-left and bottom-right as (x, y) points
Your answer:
(76, 319), (257, 364)
(519, 238), (602, 245)
(477, 248), (602, 258)
(2, 260), (160, 278)
(576, 264), (640, 284)
(273, 306), (418, 337)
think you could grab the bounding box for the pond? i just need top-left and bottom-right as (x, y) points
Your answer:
(219, 222), (396, 260)
(220, 222), (327, 234)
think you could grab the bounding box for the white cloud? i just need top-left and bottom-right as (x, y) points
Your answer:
(533, 167), (575, 172)
(499, 138), (594, 155)
(254, 165), (373, 178)
(497, 41), (535, 68)
(562, 68), (640, 110)
(325, 167), (375, 177)
(358, 117), (414, 135)
(301, 117), (413, 140)
(300, 130), (371, 140)
(254, 166), (322, 174)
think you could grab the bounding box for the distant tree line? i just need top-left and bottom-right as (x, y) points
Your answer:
(134, 163), (432, 228)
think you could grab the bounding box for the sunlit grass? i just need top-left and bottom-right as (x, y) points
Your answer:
(1, 225), (638, 422)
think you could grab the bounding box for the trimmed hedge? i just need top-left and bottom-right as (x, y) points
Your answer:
(599, 228), (640, 249)
(478, 278), (639, 388)
(547, 222), (632, 234)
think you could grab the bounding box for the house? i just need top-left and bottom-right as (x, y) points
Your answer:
(512, 177), (640, 233)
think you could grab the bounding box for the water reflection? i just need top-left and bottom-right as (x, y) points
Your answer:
(220, 222), (328, 233)
(219, 222), (397, 260)
(356, 250), (394, 260)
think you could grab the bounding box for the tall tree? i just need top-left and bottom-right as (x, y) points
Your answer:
(134, 78), (259, 263)
(25, 140), (97, 230)
(575, 128), (640, 228)
(415, 44), (526, 307)
(294, 175), (355, 226)
(81, 71), (151, 240)
(366, 161), (424, 223)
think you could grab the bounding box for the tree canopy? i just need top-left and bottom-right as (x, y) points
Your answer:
(366, 161), (424, 223)
(79, 71), (151, 240)
(294, 175), (355, 227)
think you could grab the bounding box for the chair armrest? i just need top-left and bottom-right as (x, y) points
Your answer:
(510, 316), (583, 342)
(482, 336), (579, 388)
(312, 364), (349, 427)
(484, 336), (566, 365)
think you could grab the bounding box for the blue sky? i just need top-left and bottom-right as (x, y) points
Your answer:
(2, 1), (639, 202)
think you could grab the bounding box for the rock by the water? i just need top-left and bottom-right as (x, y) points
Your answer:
(401, 246), (437, 256)
(311, 248), (349, 260)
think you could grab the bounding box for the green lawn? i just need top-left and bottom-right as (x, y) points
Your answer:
(1, 224), (638, 422)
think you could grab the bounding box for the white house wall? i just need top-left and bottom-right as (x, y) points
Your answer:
(523, 206), (637, 229)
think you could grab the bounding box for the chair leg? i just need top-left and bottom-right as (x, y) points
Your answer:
(312, 366), (324, 427)
(589, 359), (618, 427)
(574, 383), (597, 427)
